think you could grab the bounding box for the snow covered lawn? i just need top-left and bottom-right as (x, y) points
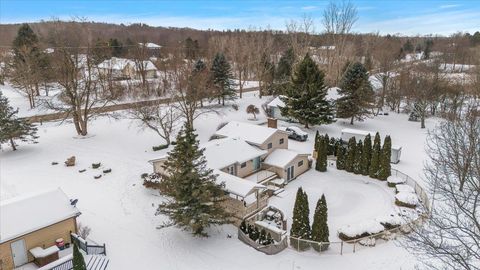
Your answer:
(269, 169), (399, 242)
(1, 90), (437, 269)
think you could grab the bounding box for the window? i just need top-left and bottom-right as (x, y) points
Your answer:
(227, 165), (236, 175)
(268, 142), (273, 149)
(279, 138), (284, 144)
(298, 160), (304, 167)
(240, 162), (247, 168)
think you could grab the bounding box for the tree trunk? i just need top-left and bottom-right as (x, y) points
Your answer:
(350, 116), (354, 125)
(9, 138), (16, 151)
(239, 70), (243, 99)
(421, 113), (425, 129)
(35, 83), (40, 96)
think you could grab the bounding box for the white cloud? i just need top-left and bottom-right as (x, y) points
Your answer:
(439, 4), (460, 9)
(301, 6), (317, 10)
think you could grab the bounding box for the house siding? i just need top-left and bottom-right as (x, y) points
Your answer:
(0, 217), (77, 270)
(259, 132), (288, 154)
(265, 155), (309, 181)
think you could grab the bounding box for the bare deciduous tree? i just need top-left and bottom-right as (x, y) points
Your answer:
(403, 103), (480, 270)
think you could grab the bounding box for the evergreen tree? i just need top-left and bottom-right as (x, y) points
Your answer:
(336, 62), (375, 125)
(353, 140), (363, 174)
(311, 194), (329, 252)
(109, 38), (124, 57)
(0, 92), (38, 151)
(211, 52), (236, 106)
(157, 123), (230, 237)
(315, 135), (327, 172)
(369, 132), (381, 179)
(345, 137), (356, 172)
(361, 134), (372, 176)
(275, 47), (294, 82)
(314, 130), (320, 150)
(324, 134), (333, 155)
(336, 144), (346, 170)
(11, 23), (43, 107)
(378, 135), (392, 180)
(280, 54), (334, 128)
(290, 187), (311, 250)
(72, 243), (87, 270)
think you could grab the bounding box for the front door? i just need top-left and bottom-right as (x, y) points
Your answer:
(286, 165), (294, 181)
(11, 239), (28, 267)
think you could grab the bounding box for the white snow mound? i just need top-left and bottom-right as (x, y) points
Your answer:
(395, 192), (419, 206)
(338, 220), (384, 238)
(387, 175), (406, 184)
(395, 184), (415, 194)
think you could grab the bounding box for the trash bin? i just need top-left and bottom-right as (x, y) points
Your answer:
(55, 238), (65, 250)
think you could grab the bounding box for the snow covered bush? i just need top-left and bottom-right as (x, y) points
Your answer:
(395, 184), (415, 194)
(92, 162), (101, 169)
(152, 144), (168, 151)
(338, 220), (384, 241)
(395, 192), (419, 208)
(376, 213), (405, 229)
(387, 175), (406, 187)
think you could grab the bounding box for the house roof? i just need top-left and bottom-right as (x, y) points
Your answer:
(0, 188), (81, 243)
(215, 121), (285, 146)
(97, 57), (157, 71)
(267, 96), (286, 108)
(263, 149), (309, 168)
(139, 42), (162, 48)
(203, 138), (267, 169)
(214, 169), (266, 197)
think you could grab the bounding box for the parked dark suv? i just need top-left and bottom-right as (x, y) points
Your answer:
(286, 126), (308, 141)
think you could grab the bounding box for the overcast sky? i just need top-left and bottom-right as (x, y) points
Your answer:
(1, 0), (479, 35)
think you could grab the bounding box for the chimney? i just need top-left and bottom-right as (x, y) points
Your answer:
(267, 118), (277, 129)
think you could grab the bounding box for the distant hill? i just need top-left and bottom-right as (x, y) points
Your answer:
(0, 21), (221, 48)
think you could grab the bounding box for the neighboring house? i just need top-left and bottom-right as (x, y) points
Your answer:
(97, 57), (157, 80)
(149, 119), (311, 222)
(138, 42), (162, 57)
(0, 188), (81, 270)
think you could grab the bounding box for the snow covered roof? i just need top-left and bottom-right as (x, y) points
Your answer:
(214, 169), (266, 197)
(98, 57), (134, 70)
(267, 96), (285, 108)
(98, 57), (157, 71)
(0, 188), (81, 243)
(215, 121), (285, 146)
(341, 128), (375, 137)
(203, 138), (267, 169)
(263, 149), (308, 168)
(139, 42), (162, 49)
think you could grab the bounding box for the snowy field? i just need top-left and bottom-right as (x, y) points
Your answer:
(0, 90), (438, 270)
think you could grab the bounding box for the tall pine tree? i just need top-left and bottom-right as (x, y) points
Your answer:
(378, 135), (392, 180)
(211, 52), (236, 106)
(311, 194), (329, 252)
(345, 137), (356, 172)
(353, 140), (363, 174)
(369, 132), (381, 179)
(315, 135), (327, 172)
(280, 54), (334, 128)
(336, 62), (375, 125)
(157, 123), (230, 236)
(290, 187), (311, 250)
(72, 243), (87, 270)
(0, 92), (38, 151)
(336, 144), (346, 170)
(361, 134), (372, 176)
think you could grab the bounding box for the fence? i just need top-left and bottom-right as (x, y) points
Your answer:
(288, 168), (430, 255)
(71, 233), (107, 256)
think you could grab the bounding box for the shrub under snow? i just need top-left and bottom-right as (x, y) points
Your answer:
(387, 175), (406, 187)
(338, 220), (384, 241)
(395, 184), (415, 194)
(375, 213), (406, 229)
(395, 192), (419, 208)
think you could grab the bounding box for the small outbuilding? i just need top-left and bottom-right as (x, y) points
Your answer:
(0, 188), (81, 270)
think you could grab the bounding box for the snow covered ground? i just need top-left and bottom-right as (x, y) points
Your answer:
(0, 90), (437, 269)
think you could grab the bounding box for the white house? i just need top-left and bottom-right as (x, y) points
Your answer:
(97, 57), (157, 80)
(340, 128), (402, 163)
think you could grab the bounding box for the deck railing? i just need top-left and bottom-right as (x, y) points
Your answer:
(71, 233), (107, 256)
